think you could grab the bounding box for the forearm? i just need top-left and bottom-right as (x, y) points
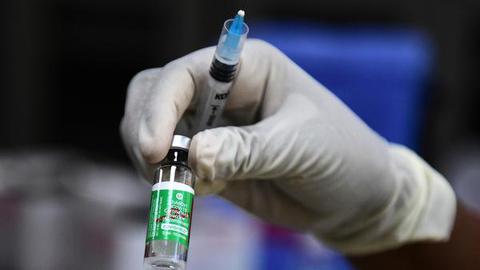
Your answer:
(349, 203), (480, 270)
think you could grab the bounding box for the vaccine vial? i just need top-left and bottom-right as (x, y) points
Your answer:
(144, 135), (195, 270)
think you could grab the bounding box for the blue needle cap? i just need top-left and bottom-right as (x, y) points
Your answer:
(216, 10), (249, 65)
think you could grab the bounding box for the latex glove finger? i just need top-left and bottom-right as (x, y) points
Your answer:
(121, 68), (162, 180)
(189, 93), (324, 185)
(121, 48), (215, 175)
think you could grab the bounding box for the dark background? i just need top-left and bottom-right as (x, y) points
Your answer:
(1, 0), (480, 168)
(1, 1), (480, 270)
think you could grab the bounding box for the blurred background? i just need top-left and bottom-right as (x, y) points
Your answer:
(1, 0), (480, 269)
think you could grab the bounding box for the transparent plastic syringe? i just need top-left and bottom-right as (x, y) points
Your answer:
(194, 10), (249, 132)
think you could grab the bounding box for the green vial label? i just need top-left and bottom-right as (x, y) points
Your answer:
(146, 182), (194, 247)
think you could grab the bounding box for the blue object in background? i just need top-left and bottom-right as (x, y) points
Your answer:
(261, 226), (353, 270)
(251, 21), (433, 150)
(250, 21), (434, 270)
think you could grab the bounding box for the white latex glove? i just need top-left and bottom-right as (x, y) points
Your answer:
(121, 39), (456, 254)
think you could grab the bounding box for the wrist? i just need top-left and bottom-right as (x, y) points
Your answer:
(314, 145), (456, 255)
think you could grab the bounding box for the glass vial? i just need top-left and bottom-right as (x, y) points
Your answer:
(144, 135), (195, 270)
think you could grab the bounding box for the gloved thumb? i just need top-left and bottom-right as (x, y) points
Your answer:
(189, 121), (278, 194)
(189, 111), (310, 195)
(189, 124), (323, 229)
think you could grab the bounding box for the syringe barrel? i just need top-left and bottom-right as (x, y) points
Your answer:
(194, 14), (249, 132)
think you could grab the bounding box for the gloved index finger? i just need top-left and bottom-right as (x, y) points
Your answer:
(137, 53), (210, 164)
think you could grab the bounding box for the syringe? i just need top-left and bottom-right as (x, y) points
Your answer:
(194, 10), (249, 132)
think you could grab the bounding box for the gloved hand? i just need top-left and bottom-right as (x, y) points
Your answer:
(121, 40), (456, 254)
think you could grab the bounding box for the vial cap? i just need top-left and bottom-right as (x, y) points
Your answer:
(171, 135), (191, 150)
